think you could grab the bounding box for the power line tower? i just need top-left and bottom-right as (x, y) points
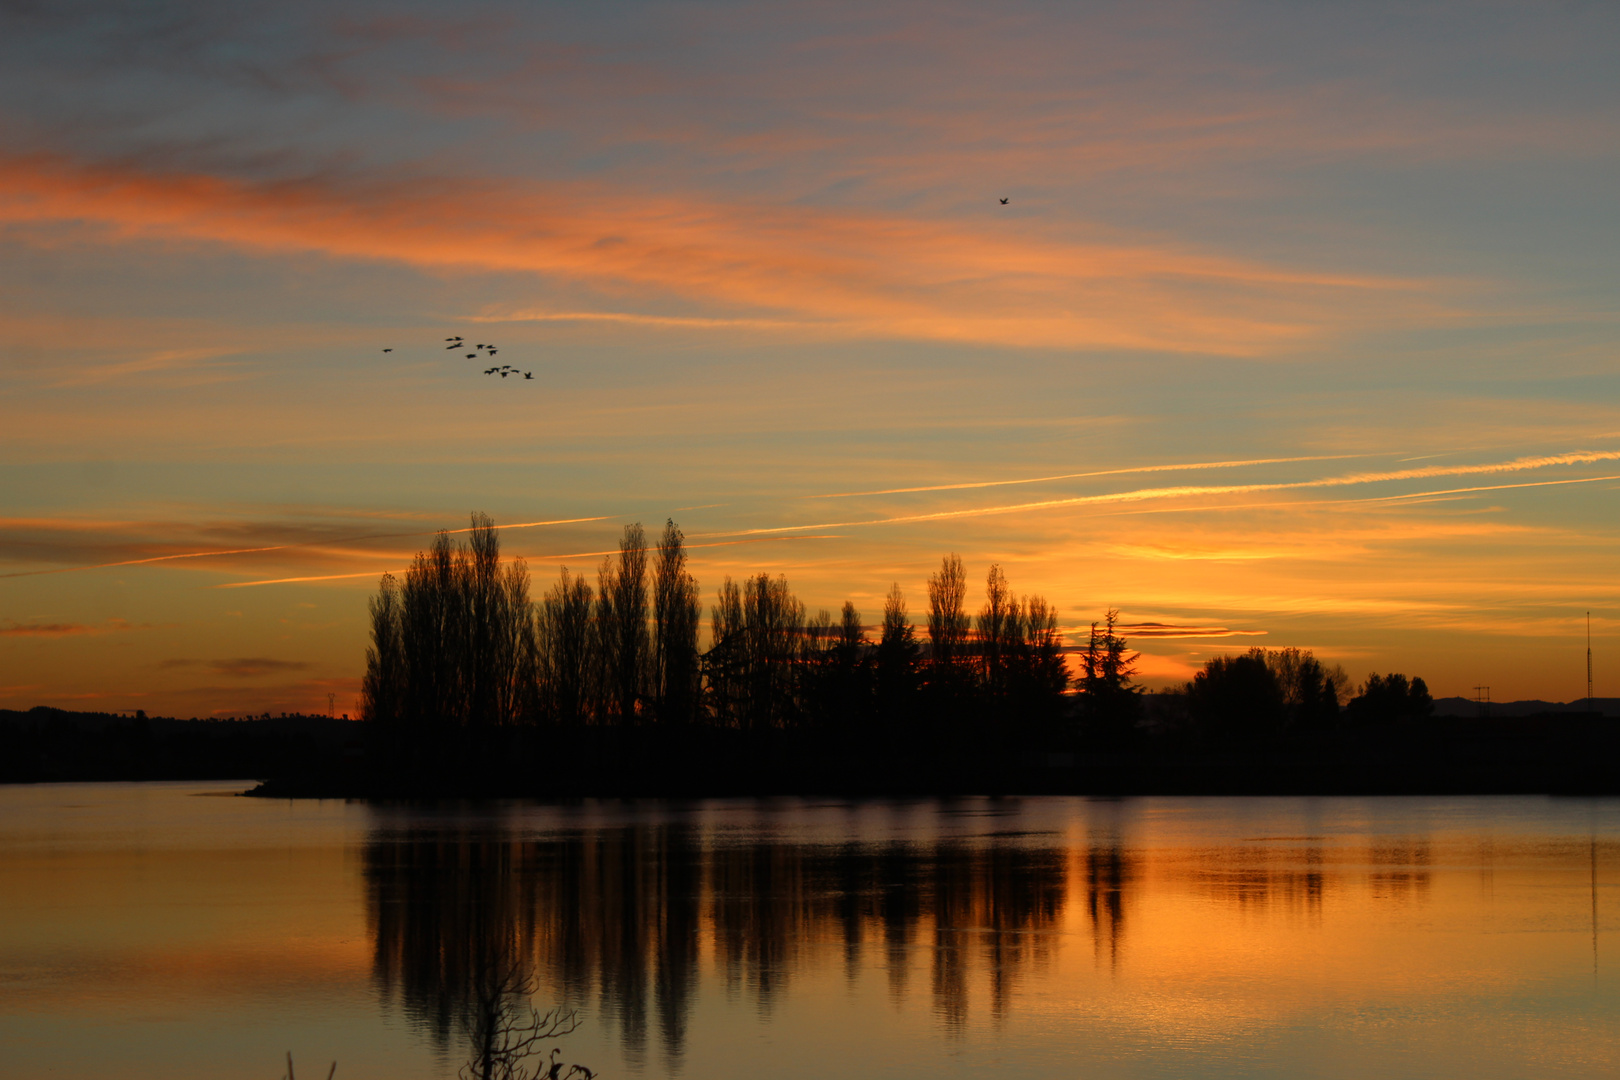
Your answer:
(1474, 685), (1490, 720)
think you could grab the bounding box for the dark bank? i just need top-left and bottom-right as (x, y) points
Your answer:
(8, 515), (1618, 797)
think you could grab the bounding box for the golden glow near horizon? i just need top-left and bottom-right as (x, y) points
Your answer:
(2, 2), (1619, 715)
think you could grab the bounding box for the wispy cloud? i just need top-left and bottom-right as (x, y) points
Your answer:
(467, 309), (812, 331)
(0, 514), (610, 580)
(0, 152), (1435, 355)
(1118, 623), (1268, 639)
(0, 617), (149, 637)
(160, 657), (313, 678)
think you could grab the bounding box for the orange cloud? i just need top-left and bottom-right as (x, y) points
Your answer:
(0, 152), (1431, 355)
(0, 618), (148, 637)
(1120, 623), (1267, 639)
(159, 658), (314, 678)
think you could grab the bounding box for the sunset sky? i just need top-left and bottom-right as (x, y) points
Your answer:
(3, 0), (1619, 716)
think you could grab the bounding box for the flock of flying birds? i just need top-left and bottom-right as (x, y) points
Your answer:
(379, 335), (533, 380)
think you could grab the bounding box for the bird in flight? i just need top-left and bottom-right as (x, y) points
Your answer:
(445, 336), (462, 342)
(523, 372), (533, 380)
(382, 348), (392, 353)
(999, 197), (1009, 205)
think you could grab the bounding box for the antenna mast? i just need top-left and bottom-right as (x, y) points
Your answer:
(1588, 611), (1594, 710)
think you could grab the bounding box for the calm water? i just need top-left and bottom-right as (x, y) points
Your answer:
(0, 785), (1616, 1079)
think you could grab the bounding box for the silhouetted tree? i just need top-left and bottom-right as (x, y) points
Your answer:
(461, 963), (587, 1080)
(537, 567), (596, 723)
(598, 523), (650, 724)
(1079, 609), (1142, 743)
(706, 576), (746, 726)
(652, 520), (701, 725)
(362, 515), (534, 759)
(703, 573), (806, 728)
(743, 573), (806, 728)
(874, 583), (921, 722)
(977, 565), (1020, 700)
(1346, 672), (1432, 726)
(1185, 648), (1284, 744)
(926, 554), (974, 717)
(363, 572), (405, 738)
(1013, 595), (1070, 720)
(927, 554), (969, 667)
(976, 568), (1069, 734)
(807, 600), (872, 730)
(1262, 647), (1346, 734)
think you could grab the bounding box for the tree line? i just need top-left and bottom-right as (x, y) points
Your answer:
(360, 515), (1433, 768)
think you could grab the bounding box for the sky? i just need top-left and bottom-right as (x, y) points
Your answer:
(2, 0), (1618, 717)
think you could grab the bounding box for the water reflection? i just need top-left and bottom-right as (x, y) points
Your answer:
(362, 809), (1073, 1066)
(353, 799), (1619, 1078)
(2, 788), (1616, 1080)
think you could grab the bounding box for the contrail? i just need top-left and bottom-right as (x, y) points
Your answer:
(1099, 472), (1620, 517)
(214, 535), (838, 588)
(1361, 474), (1620, 501)
(805, 454), (1361, 499)
(734, 450), (1620, 534)
(216, 571), (389, 588)
(0, 516), (612, 581)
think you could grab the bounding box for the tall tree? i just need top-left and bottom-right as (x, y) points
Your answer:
(652, 519), (701, 725)
(927, 554), (969, 667)
(1016, 595), (1069, 704)
(399, 529), (463, 728)
(362, 514), (534, 748)
(741, 573), (806, 728)
(598, 523), (650, 724)
(875, 582), (920, 715)
(838, 600), (865, 652)
(706, 577), (746, 726)
(976, 564), (1022, 698)
(537, 567), (596, 723)
(1079, 609), (1141, 742)
(361, 571), (404, 731)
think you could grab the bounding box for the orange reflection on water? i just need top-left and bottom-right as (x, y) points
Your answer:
(1, 787), (1615, 1079)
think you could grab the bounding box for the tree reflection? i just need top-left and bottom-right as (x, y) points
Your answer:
(1084, 841), (1133, 971)
(362, 810), (1077, 1067)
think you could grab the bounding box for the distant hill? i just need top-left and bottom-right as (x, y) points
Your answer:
(1431, 696), (1620, 718)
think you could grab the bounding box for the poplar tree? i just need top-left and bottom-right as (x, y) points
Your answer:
(537, 567), (596, 723)
(652, 519), (701, 724)
(598, 523), (650, 724)
(927, 554), (969, 667)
